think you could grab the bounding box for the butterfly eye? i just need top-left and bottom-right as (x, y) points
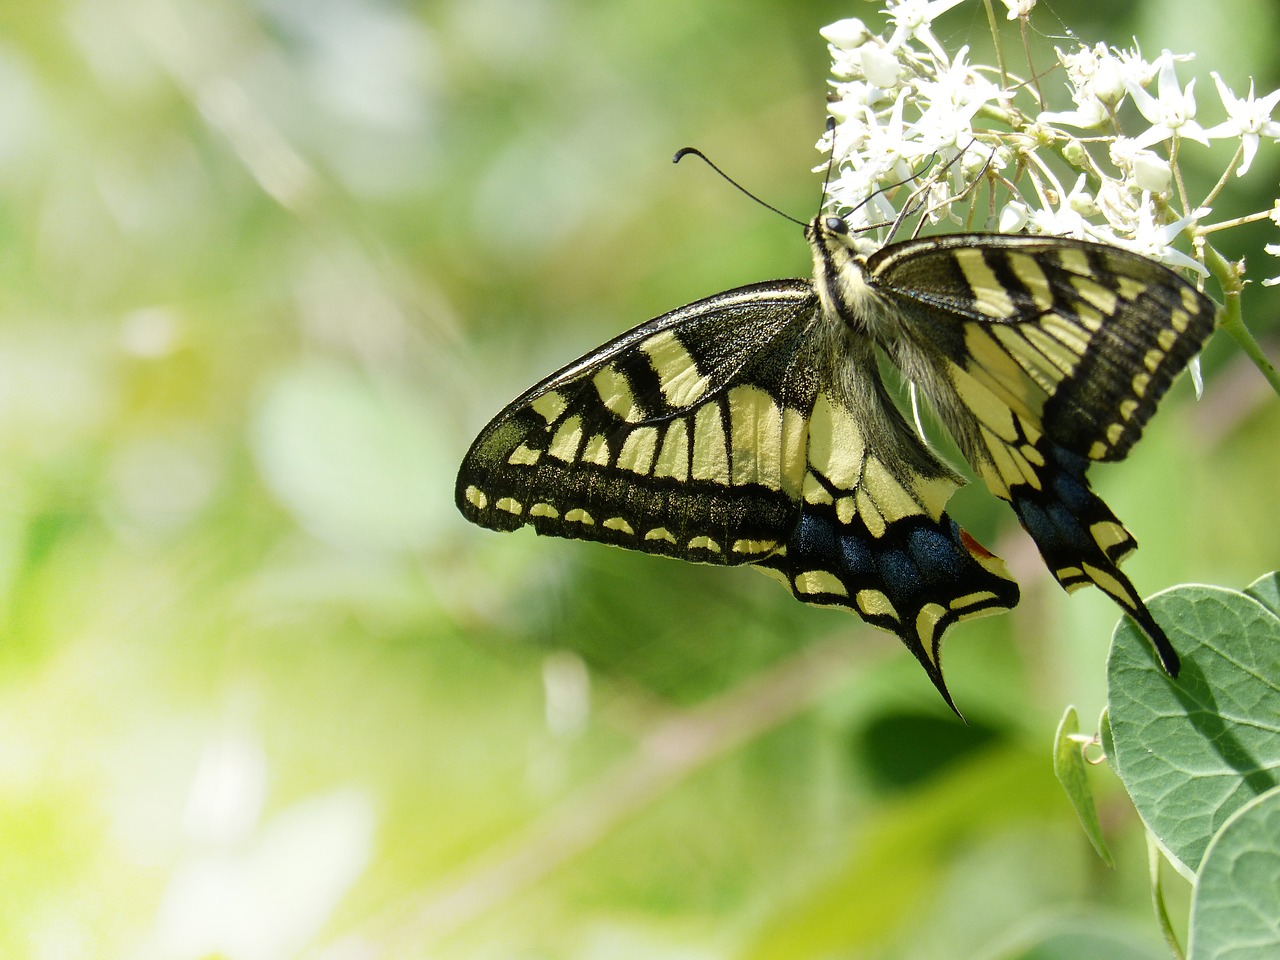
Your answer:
(824, 216), (849, 235)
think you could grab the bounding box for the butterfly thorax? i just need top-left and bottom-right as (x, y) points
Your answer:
(806, 216), (896, 344)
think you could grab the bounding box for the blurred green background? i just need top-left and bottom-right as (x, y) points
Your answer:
(2, 0), (1277, 957)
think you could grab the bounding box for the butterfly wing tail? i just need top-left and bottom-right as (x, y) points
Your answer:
(1010, 441), (1180, 676)
(756, 504), (1020, 716)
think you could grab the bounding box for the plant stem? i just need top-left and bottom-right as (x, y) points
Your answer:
(1204, 241), (1280, 396)
(1147, 833), (1186, 960)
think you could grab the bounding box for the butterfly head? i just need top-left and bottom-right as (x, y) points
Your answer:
(806, 214), (882, 333)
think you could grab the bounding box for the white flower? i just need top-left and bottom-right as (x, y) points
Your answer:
(1128, 51), (1210, 148)
(1130, 152), (1172, 193)
(1121, 199), (1209, 274)
(913, 46), (1001, 114)
(884, 0), (969, 63)
(1091, 50), (1128, 106)
(1028, 204), (1088, 239)
(824, 108), (871, 165)
(1047, 43), (1133, 121)
(1202, 73), (1280, 176)
(960, 143), (1000, 181)
(922, 177), (964, 225)
(1270, 199), (1280, 226)
(815, 7), (1239, 287)
(912, 47), (1000, 151)
(999, 201), (1029, 232)
(1057, 43), (1103, 90)
(1026, 175), (1097, 239)
(828, 80), (887, 122)
(855, 91), (921, 181)
(1095, 177), (1143, 236)
(1113, 45), (1159, 90)
(826, 164), (897, 234)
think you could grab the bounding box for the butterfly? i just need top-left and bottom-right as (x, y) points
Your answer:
(456, 208), (1215, 711)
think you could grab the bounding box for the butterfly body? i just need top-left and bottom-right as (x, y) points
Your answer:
(457, 215), (1215, 708)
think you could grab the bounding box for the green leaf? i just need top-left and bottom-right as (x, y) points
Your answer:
(1052, 705), (1114, 866)
(1107, 583), (1280, 874)
(1189, 785), (1280, 960)
(1243, 571), (1280, 618)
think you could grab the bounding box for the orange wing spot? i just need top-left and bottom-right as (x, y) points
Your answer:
(959, 529), (996, 560)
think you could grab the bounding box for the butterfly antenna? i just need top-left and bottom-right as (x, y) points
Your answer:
(818, 115), (839, 217)
(673, 147), (807, 228)
(817, 118), (941, 235)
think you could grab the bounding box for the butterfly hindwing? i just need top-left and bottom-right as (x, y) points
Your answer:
(862, 233), (1215, 671)
(756, 370), (1018, 708)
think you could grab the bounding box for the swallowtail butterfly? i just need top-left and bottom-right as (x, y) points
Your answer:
(456, 204), (1215, 709)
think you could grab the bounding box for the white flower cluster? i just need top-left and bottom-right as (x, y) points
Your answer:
(819, 0), (1280, 288)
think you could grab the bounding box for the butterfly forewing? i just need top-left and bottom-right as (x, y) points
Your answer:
(866, 235), (1215, 463)
(458, 281), (821, 564)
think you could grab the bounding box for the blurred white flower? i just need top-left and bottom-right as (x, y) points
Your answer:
(142, 734), (376, 960)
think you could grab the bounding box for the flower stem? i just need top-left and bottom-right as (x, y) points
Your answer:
(1204, 241), (1280, 396)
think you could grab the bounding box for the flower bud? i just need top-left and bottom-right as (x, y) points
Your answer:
(1093, 55), (1126, 106)
(999, 202), (1029, 232)
(820, 19), (871, 50)
(860, 46), (900, 88)
(1062, 138), (1088, 166)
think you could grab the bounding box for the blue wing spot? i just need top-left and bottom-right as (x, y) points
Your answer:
(907, 522), (966, 581)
